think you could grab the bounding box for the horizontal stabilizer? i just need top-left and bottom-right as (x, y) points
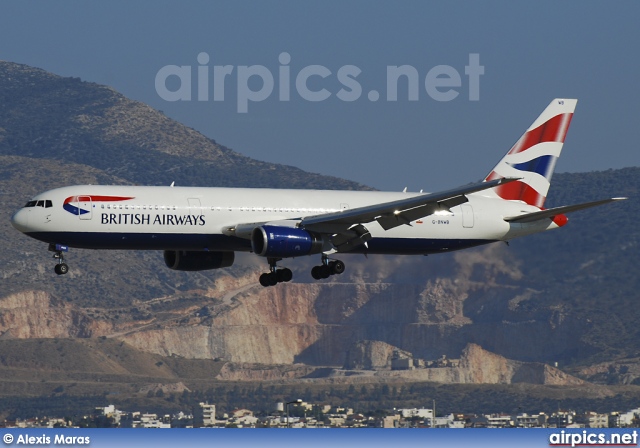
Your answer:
(504, 197), (627, 223)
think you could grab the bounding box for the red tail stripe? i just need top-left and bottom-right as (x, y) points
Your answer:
(494, 180), (545, 208)
(507, 113), (573, 155)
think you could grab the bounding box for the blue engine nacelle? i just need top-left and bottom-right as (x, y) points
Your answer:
(251, 225), (323, 258)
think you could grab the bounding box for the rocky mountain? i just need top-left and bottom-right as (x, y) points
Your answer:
(0, 60), (371, 190)
(1, 61), (639, 415)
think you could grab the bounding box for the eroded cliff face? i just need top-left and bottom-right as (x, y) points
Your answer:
(113, 245), (598, 373)
(344, 341), (412, 370)
(457, 343), (584, 385)
(0, 245), (597, 385)
(0, 290), (111, 338)
(320, 343), (584, 385)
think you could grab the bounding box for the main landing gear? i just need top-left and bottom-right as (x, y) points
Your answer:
(48, 243), (69, 275)
(258, 255), (346, 287)
(259, 258), (293, 287)
(311, 254), (345, 280)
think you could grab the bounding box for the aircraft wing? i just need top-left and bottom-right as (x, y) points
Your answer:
(224, 178), (518, 253)
(302, 177), (518, 233)
(504, 197), (627, 223)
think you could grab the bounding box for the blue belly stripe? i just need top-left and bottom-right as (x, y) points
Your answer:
(25, 231), (495, 255)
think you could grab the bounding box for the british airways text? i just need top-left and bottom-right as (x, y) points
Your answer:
(101, 213), (205, 226)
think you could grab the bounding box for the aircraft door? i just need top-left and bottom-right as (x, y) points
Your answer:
(461, 204), (474, 228)
(78, 196), (92, 220)
(188, 198), (202, 217)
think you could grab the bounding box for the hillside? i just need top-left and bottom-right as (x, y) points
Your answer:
(0, 61), (639, 417)
(506, 168), (640, 365)
(0, 60), (371, 190)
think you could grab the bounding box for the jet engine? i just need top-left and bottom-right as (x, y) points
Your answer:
(163, 250), (235, 271)
(251, 225), (323, 258)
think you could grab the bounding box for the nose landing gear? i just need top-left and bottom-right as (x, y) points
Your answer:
(49, 243), (69, 275)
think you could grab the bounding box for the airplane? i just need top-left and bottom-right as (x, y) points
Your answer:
(11, 98), (626, 287)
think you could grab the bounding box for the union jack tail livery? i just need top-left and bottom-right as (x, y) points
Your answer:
(483, 98), (577, 209)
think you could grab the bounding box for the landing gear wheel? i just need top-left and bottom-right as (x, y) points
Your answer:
(277, 268), (293, 283)
(311, 256), (346, 281)
(259, 259), (293, 287)
(311, 266), (323, 280)
(330, 260), (345, 275)
(259, 273), (271, 287)
(319, 265), (331, 279)
(49, 244), (70, 276)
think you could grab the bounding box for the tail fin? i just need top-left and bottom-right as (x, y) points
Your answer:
(483, 98), (577, 208)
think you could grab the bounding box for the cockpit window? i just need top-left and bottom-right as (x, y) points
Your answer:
(24, 200), (52, 208)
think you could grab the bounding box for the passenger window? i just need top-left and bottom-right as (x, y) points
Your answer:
(45, 200), (53, 208)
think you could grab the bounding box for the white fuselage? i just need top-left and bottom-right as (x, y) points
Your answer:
(11, 185), (558, 255)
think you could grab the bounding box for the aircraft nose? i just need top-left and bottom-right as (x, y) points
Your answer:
(10, 208), (29, 232)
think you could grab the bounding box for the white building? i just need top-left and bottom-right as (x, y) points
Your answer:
(585, 412), (609, 428)
(200, 403), (216, 427)
(434, 414), (462, 428)
(516, 413), (546, 428)
(486, 414), (513, 428)
(618, 408), (640, 427)
(132, 413), (170, 429)
(398, 408), (433, 419)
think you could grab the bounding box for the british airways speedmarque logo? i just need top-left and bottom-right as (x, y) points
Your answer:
(63, 195), (134, 215)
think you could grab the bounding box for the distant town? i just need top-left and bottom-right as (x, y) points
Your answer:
(4, 402), (640, 429)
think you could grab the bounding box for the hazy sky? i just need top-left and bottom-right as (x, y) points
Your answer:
(1, 1), (639, 191)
